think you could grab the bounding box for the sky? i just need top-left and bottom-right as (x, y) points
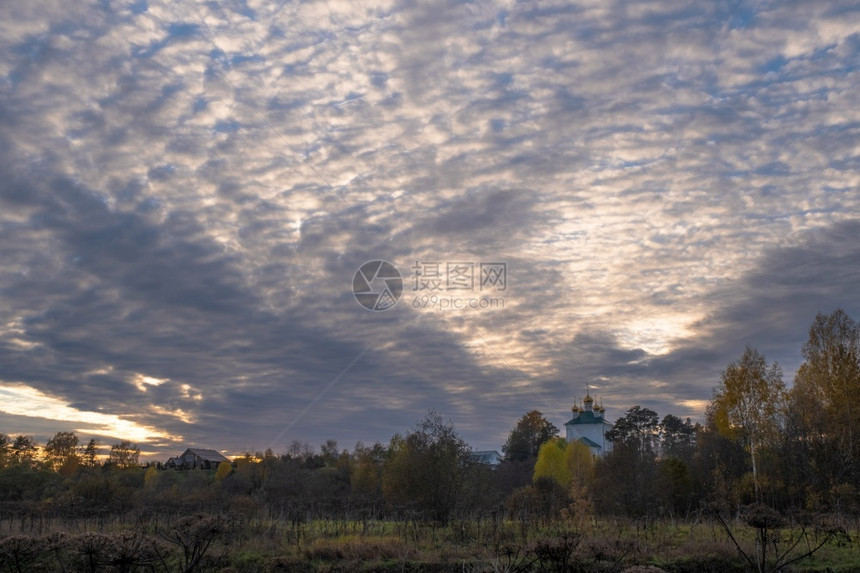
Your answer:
(1, 0), (859, 459)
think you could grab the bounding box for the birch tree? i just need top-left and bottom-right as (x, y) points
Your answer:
(712, 346), (785, 500)
(792, 309), (860, 487)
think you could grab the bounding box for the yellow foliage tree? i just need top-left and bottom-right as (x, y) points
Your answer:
(711, 346), (785, 500)
(565, 440), (595, 487)
(792, 309), (860, 488)
(533, 438), (571, 487)
(215, 460), (233, 483)
(144, 465), (160, 489)
(44, 431), (79, 472)
(534, 438), (596, 491)
(351, 448), (380, 496)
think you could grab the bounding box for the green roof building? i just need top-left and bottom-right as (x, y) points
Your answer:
(564, 393), (613, 456)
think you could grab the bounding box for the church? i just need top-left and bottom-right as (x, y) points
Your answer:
(565, 392), (613, 456)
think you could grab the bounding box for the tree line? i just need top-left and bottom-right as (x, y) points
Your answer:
(515, 308), (860, 522)
(0, 309), (858, 526)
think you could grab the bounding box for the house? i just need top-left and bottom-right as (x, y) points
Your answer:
(471, 450), (503, 466)
(165, 448), (230, 470)
(565, 393), (613, 456)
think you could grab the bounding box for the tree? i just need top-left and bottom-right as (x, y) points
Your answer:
(10, 436), (37, 466)
(595, 405), (661, 517)
(566, 439), (595, 488)
(711, 346), (785, 500)
(381, 410), (472, 523)
(319, 439), (340, 466)
(82, 438), (100, 467)
(533, 438), (594, 491)
(533, 438), (571, 487)
(0, 433), (9, 468)
(502, 410), (559, 462)
(660, 414), (698, 462)
(791, 309), (860, 488)
(44, 431), (80, 472)
(109, 441), (141, 468)
(694, 407), (747, 511)
(594, 438), (658, 518)
(287, 440), (313, 460)
(351, 443), (384, 499)
(656, 457), (694, 517)
(215, 461), (233, 483)
(607, 405), (660, 457)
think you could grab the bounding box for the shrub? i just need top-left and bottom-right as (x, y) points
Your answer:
(0, 535), (40, 573)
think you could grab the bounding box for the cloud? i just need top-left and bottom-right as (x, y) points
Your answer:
(1, 0), (859, 455)
(0, 384), (174, 444)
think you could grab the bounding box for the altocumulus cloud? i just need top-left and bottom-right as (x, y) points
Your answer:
(0, 0), (859, 456)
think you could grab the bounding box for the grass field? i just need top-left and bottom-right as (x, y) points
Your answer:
(1, 512), (858, 572)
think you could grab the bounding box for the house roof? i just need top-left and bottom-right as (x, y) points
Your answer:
(576, 436), (602, 449)
(471, 450), (502, 464)
(183, 448), (230, 463)
(565, 410), (610, 426)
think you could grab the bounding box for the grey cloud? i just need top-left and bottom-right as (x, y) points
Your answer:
(2, 0), (860, 456)
(614, 219), (860, 410)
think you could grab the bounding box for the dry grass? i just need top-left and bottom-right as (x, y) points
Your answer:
(1, 514), (857, 572)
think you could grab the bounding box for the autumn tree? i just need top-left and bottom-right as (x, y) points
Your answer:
(533, 438), (571, 487)
(44, 431), (80, 473)
(351, 443), (384, 499)
(215, 461), (233, 483)
(0, 433), (8, 467)
(566, 439), (595, 487)
(711, 346), (785, 500)
(694, 405), (748, 510)
(109, 441), (141, 468)
(502, 410), (559, 461)
(791, 309), (860, 491)
(533, 438), (594, 490)
(381, 410), (472, 523)
(10, 436), (37, 466)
